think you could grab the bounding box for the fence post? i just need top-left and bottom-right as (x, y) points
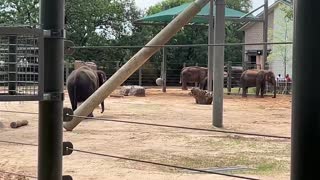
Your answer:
(116, 61), (120, 70)
(8, 36), (17, 95)
(38, 0), (64, 179)
(183, 62), (186, 68)
(138, 67), (142, 86)
(162, 47), (167, 92)
(227, 61), (232, 95)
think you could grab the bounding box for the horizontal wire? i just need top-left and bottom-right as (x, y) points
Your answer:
(0, 109), (38, 115)
(0, 170), (37, 179)
(0, 111), (290, 139)
(68, 115), (290, 140)
(0, 140), (37, 147)
(69, 147), (259, 180)
(72, 41), (292, 49)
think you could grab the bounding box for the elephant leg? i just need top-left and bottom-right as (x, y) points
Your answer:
(242, 87), (247, 97)
(100, 101), (105, 113)
(256, 85), (261, 97)
(260, 83), (266, 98)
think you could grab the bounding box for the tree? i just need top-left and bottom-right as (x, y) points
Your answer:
(268, 3), (293, 76)
(0, 0), (39, 25)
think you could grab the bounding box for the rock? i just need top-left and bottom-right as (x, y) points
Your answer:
(128, 86), (146, 97)
(120, 85), (146, 97)
(120, 86), (131, 96)
(190, 87), (213, 105)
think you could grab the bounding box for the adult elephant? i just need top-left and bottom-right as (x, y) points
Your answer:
(239, 69), (276, 98)
(66, 66), (107, 117)
(180, 66), (207, 90)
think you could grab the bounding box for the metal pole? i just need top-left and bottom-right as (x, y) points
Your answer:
(8, 36), (17, 95)
(262, 0), (268, 70)
(162, 47), (167, 92)
(291, 1), (320, 179)
(207, 0), (214, 92)
(38, 0), (64, 179)
(64, 0), (210, 131)
(213, 0), (225, 128)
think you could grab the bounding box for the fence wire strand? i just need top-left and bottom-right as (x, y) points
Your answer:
(0, 140), (37, 147)
(0, 170), (37, 179)
(0, 109), (38, 115)
(71, 41), (293, 49)
(68, 115), (290, 140)
(68, 147), (259, 180)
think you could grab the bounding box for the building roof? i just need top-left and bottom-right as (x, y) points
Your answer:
(238, 0), (292, 31)
(135, 2), (256, 25)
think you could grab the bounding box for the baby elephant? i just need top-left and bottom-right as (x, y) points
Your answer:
(66, 66), (107, 117)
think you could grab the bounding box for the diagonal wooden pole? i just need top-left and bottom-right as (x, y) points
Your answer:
(64, 0), (210, 131)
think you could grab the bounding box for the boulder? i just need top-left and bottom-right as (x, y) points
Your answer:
(120, 85), (146, 97)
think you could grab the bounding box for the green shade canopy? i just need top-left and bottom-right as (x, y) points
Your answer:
(135, 2), (256, 24)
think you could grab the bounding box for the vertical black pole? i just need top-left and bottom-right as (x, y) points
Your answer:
(291, 1), (320, 179)
(207, 0), (214, 92)
(8, 36), (17, 95)
(262, 0), (268, 70)
(38, 0), (64, 179)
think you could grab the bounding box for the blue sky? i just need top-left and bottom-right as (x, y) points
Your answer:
(135, 0), (276, 13)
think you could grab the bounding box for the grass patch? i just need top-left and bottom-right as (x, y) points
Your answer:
(124, 137), (290, 176)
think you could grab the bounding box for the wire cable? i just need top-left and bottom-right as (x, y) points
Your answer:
(0, 140), (37, 147)
(0, 109), (38, 115)
(0, 110), (290, 139)
(68, 115), (291, 140)
(69, 147), (259, 180)
(72, 41), (292, 49)
(0, 170), (37, 179)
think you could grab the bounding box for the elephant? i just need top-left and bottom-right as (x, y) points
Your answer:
(66, 66), (107, 117)
(238, 69), (276, 98)
(180, 66), (208, 90)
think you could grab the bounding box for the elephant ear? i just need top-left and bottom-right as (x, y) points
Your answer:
(96, 70), (107, 87)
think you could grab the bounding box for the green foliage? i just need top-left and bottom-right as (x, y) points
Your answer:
(0, 0), (39, 25)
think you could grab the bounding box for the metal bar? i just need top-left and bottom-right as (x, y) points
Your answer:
(207, 0), (214, 92)
(213, 0), (225, 127)
(63, 0), (211, 131)
(0, 27), (43, 36)
(0, 95), (40, 101)
(262, 0), (268, 70)
(8, 36), (17, 95)
(291, 1), (320, 179)
(162, 47), (167, 92)
(38, 0), (64, 179)
(240, 4), (264, 19)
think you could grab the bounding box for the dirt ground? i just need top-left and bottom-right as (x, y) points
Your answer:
(0, 87), (291, 180)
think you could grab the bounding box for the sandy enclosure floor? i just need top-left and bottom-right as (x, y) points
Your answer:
(0, 87), (291, 180)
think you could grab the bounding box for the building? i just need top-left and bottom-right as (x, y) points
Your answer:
(239, 0), (293, 77)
